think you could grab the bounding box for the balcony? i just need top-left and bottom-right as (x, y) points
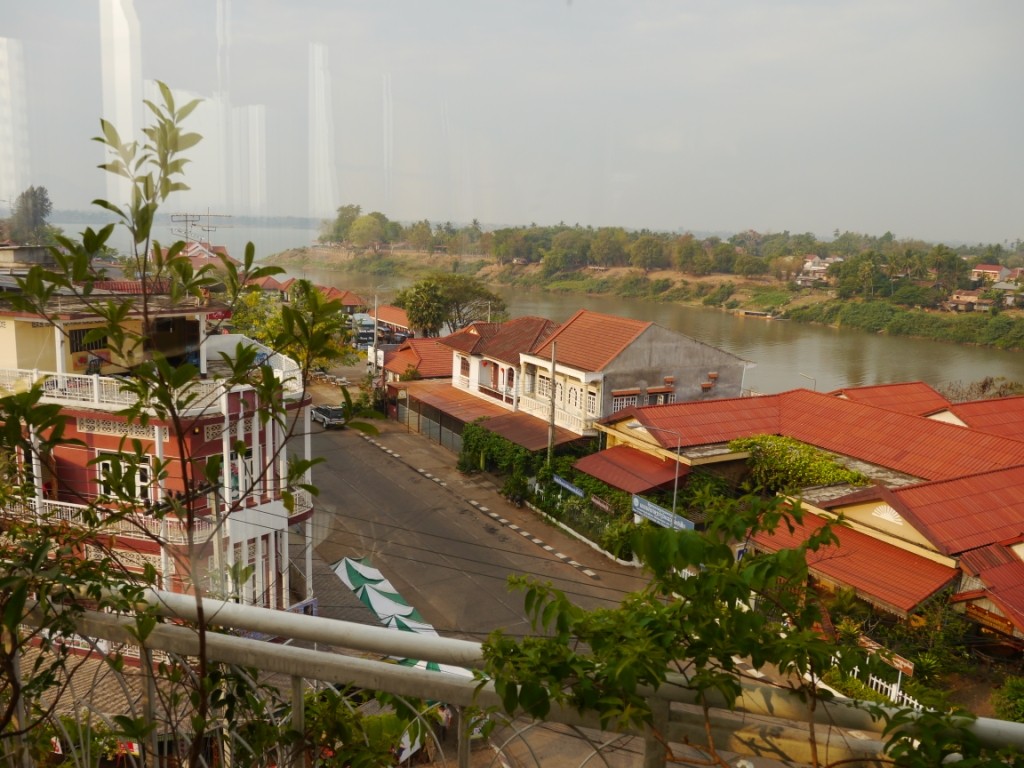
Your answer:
(0, 336), (302, 415)
(17, 490), (313, 546)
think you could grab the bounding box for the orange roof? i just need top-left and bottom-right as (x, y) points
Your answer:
(246, 275), (284, 290)
(949, 395), (1024, 439)
(370, 304), (410, 328)
(383, 338), (451, 379)
(438, 323), (500, 355)
(829, 381), (950, 416)
(530, 309), (651, 371)
(752, 512), (958, 616)
(616, 389), (1024, 482)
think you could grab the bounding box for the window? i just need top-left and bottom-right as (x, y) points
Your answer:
(459, 356), (470, 377)
(230, 449), (254, 500)
(98, 453), (151, 502)
(537, 374), (551, 398)
(586, 390), (598, 414)
(611, 395), (638, 413)
(69, 327), (108, 354)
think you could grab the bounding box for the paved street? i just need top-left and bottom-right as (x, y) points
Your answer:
(307, 408), (650, 642)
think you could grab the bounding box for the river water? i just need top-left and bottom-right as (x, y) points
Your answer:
(53, 215), (1021, 396)
(304, 272), (1024, 396)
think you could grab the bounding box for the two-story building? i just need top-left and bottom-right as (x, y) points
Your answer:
(392, 309), (750, 454)
(0, 285), (316, 611)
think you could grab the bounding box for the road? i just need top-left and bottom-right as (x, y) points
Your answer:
(307, 420), (650, 643)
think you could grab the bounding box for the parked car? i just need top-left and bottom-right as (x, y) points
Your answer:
(311, 405), (347, 428)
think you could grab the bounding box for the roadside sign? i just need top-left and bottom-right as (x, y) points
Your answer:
(553, 475), (584, 497)
(631, 494), (693, 530)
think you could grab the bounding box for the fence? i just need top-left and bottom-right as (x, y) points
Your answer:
(11, 589), (1024, 768)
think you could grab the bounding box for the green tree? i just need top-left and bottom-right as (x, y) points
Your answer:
(396, 279), (447, 336)
(590, 227), (629, 267)
(629, 235), (667, 272)
(320, 203), (361, 243)
(349, 214), (386, 249)
(405, 219), (434, 252)
(7, 185), (55, 244)
(395, 273), (506, 336)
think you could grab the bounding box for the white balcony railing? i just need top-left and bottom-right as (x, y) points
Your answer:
(0, 336), (303, 414)
(23, 491), (313, 546)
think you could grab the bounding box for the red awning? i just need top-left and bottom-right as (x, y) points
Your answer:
(573, 444), (685, 494)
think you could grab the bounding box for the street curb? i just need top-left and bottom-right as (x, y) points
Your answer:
(359, 434), (600, 580)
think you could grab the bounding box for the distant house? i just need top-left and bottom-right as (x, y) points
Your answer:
(947, 289), (992, 312)
(971, 264), (1009, 283)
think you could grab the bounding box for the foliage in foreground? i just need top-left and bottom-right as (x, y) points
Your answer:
(480, 493), (1018, 766)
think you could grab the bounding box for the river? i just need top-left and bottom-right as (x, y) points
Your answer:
(53, 216), (1022, 395)
(300, 271), (1024, 396)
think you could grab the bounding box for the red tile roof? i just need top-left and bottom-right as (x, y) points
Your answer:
(752, 512), (958, 616)
(438, 323), (500, 355)
(948, 396), (1024, 440)
(954, 557), (1024, 631)
(615, 389), (1024, 481)
(383, 338), (451, 379)
(829, 382), (950, 416)
(573, 444), (685, 494)
(530, 309), (651, 371)
(475, 316), (559, 364)
(246, 275), (284, 291)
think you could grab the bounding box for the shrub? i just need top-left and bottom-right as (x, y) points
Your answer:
(994, 676), (1024, 722)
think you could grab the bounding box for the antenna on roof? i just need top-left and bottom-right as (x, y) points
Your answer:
(170, 210), (233, 244)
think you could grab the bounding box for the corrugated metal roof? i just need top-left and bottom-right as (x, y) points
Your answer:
(573, 444), (685, 494)
(481, 411), (580, 452)
(752, 512), (958, 616)
(829, 381), (951, 416)
(884, 465), (1024, 555)
(531, 309), (651, 372)
(371, 304), (410, 328)
(395, 380), (577, 451)
(617, 389), (1024, 482)
(949, 395), (1024, 440)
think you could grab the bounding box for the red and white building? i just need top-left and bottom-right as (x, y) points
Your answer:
(0, 287), (315, 610)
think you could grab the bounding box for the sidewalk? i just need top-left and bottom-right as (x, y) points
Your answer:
(306, 367), (617, 583)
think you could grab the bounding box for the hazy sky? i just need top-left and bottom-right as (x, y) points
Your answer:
(6, 1), (1023, 244)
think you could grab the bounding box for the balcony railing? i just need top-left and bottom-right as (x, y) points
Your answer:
(21, 490), (313, 546)
(0, 336), (302, 414)
(12, 589), (1023, 768)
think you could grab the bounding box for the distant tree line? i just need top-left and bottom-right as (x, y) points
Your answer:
(319, 204), (1024, 286)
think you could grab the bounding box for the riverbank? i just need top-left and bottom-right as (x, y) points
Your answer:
(270, 245), (1024, 353)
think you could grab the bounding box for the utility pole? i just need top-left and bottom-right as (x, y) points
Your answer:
(547, 342), (556, 468)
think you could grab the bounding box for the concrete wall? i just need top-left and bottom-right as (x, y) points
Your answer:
(600, 324), (747, 413)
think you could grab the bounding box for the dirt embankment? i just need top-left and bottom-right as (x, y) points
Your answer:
(268, 245), (824, 313)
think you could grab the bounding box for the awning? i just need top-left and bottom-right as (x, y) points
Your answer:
(481, 411), (580, 452)
(396, 379), (581, 451)
(573, 444), (685, 494)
